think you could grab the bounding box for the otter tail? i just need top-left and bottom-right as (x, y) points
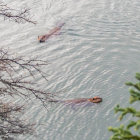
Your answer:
(58, 23), (65, 28)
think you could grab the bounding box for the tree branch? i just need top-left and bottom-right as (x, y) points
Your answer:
(0, 3), (36, 24)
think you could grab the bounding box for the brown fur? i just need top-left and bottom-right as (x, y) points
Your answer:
(50, 96), (102, 104)
(38, 23), (64, 43)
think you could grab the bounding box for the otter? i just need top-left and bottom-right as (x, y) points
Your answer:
(38, 23), (65, 43)
(49, 96), (102, 104)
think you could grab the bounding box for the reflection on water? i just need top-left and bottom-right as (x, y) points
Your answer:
(0, 0), (140, 140)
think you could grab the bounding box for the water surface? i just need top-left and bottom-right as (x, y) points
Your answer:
(0, 0), (140, 140)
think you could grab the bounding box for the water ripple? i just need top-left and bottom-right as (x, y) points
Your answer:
(0, 0), (140, 140)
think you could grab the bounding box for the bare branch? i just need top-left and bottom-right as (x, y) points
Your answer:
(0, 48), (54, 106)
(0, 48), (55, 139)
(0, 3), (36, 24)
(0, 102), (34, 139)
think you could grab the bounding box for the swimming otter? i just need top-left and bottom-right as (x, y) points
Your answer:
(38, 23), (65, 43)
(49, 96), (102, 104)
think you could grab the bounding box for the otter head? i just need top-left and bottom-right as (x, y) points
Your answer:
(88, 96), (102, 103)
(38, 36), (46, 43)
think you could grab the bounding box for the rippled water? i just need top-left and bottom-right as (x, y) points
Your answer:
(0, 0), (140, 140)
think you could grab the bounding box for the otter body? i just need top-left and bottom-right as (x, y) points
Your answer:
(49, 97), (102, 104)
(38, 23), (65, 43)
